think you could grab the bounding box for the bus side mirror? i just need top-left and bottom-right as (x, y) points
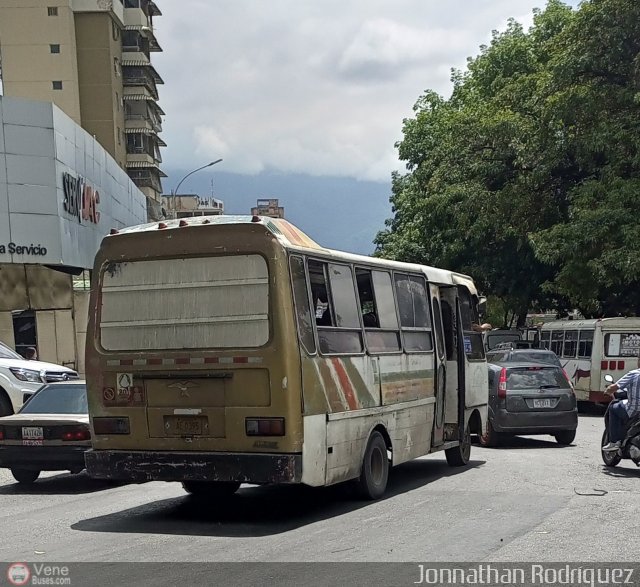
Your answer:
(604, 374), (614, 384)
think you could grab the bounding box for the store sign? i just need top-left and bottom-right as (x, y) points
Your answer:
(0, 242), (48, 256)
(62, 172), (101, 224)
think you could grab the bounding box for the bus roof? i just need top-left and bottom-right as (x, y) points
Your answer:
(108, 215), (479, 295)
(541, 317), (640, 330)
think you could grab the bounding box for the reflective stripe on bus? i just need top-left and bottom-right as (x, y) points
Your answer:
(105, 357), (263, 367)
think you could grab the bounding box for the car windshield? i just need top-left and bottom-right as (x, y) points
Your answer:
(0, 341), (22, 360)
(20, 384), (88, 415)
(513, 352), (560, 366)
(507, 368), (567, 390)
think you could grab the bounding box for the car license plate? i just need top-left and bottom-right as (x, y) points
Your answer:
(164, 416), (206, 436)
(22, 426), (43, 440)
(23, 439), (43, 446)
(533, 399), (553, 409)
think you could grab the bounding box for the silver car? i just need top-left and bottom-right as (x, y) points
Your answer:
(0, 381), (89, 484)
(481, 362), (578, 447)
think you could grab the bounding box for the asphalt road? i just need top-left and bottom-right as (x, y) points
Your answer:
(0, 412), (637, 584)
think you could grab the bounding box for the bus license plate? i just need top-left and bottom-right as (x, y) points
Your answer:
(533, 399), (552, 409)
(165, 416), (205, 436)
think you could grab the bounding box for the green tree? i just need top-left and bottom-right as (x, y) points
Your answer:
(529, 0), (640, 316)
(377, 0), (640, 321)
(376, 2), (574, 326)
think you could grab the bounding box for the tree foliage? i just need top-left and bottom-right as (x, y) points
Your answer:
(376, 0), (640, 324)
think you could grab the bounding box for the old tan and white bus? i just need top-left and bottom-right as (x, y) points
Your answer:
(84, 216), (487, 499)
(540, 318), (640, 404)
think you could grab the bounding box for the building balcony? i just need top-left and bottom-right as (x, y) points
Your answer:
(126, 151), (156, 165)
(128, 169), (163, 193)
(121, 51), (150, 65)
(124, 114), (161, 133)
(123, 86), (155, 100)
(72, 0), (125, 25)
(123, 6), (149, 27)
(123, 76), (159, 100)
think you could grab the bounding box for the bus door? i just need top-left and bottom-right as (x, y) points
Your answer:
(438, 288), (462, 432)
(430, 285), (455, 446)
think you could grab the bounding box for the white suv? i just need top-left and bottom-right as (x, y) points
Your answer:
(0, 341), (79, 416)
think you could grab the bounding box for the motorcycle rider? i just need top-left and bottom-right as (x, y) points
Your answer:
(603, 353), (640, 452)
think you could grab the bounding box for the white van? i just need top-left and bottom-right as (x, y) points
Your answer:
(0, 341), (79, 415)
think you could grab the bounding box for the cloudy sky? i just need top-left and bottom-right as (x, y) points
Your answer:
(154, 0), (579, 185)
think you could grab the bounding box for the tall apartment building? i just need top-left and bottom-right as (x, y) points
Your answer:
(0, 0), (165, 210)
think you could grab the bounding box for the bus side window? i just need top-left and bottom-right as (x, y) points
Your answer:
(356, 269), (401, 353)
(355, 269), (379, 327)
(457, 286), (484, 360)
(394, 273), (433, 352)
(551, 331), (564, 356)
(578, 330), (594, 358)
(540, 331), (551, 350)
(289, 255), (316, 354)
(563, 331), (578, 358)
(309, 259), (363, 354)
(440, 299), (455, 361)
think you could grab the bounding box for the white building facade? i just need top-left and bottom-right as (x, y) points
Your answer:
(0, 95), (147, 374)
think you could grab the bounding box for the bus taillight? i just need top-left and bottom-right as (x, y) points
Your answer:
(245, 418), (285, 436)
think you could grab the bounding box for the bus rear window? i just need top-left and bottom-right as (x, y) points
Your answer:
(100, 255), (269, 350)
(605, 333), (640, 357)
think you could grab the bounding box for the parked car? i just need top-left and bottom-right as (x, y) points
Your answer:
(0, 380), (89, 483)
(0, 341), (78, 416)
(481, 362), (578, 447)
(486, 348), (562, 368)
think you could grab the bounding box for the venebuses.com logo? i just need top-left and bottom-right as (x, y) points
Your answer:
(6, 563), (71, 586)
(7, 563), (30, 586)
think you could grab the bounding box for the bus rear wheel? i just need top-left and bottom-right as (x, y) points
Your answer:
(357, 431), (389, 500)
(446, 424), (471, 467)
(181, 480), (241, 497)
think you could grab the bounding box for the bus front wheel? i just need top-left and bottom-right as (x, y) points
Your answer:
(357, 431), (389, 500)
(446, 424), (471, 467)
(181, 480), (241, 497)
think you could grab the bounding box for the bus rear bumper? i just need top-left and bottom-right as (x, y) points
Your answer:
(84, 449), (302, 484)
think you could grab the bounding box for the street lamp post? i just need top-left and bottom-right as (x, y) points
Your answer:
(172, 158), (223, 197)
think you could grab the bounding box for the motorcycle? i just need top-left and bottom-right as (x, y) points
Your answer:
(601, 374), (640, 467)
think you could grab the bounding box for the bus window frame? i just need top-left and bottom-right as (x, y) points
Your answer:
(289, 254), (318, 356)
(604, 332), (640, 358)
(354, 266), (402, 356)
(540, 331), (551, 350)
(562, 330), (578, 359)
(392, 271), (434, 355)
(307, 257), (365, 357)
(550, 330), (564, 357)
(457, 285), (485, 362)
(96, 252), (274, 353)
(577, 329), (594, 359)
